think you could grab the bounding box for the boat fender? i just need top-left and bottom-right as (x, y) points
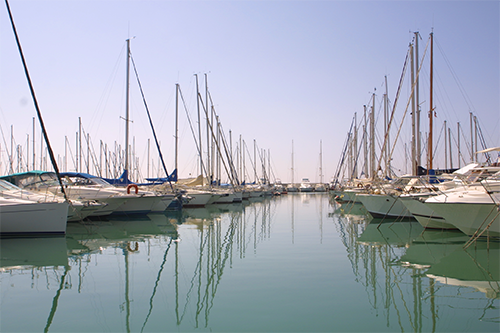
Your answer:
(127, 184), (139, 195)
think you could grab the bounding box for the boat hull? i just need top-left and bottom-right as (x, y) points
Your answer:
(426, 202), (499, 237)
(400, 195), (457, 229)
(357, 193), (413, 219)
(0, 199), (68, 235)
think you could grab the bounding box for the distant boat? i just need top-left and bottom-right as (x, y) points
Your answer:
(299, 178), (314, 192)
(315, 183), (327, 192)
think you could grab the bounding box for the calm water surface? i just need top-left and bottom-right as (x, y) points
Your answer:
(1, 193), (498, 332)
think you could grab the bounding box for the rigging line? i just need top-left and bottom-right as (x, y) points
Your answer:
(140, 237), (174, 333)
(90, 44), (126, 133)
(435, 38), (475, 113)
(64, 135), (77, 171)
(201, 94), (237, 186)
(332, 116), (355, 184)
(207, 91), (240, 185)
(80, 126), (101, 176)
(178, 84), (209, 180)
(375, 45), (411, 176)
(385, 38), (431, 173)
(242, 139), (258, 183)
(0, 122), (14, 173)
(130, 53), (174, 191)
(430, 121), (445, 164)
(5, 0), (67, 200)
(349, 121), (367, 181)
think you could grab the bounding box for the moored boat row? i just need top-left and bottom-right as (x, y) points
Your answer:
(331, 162), (500, 239)
(0, 171), (291, 236)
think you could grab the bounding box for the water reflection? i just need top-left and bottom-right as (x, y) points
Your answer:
(1, 198), (276, 332)
(1, 195), (498, 332)
(334, 209), (499, 331)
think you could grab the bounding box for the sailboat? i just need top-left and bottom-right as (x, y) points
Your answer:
(100, 38), (178, 213)
(315, 140), (327, 192)
(287, 141), (299, 192)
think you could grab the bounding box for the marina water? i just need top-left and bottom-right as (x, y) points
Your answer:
(1, 193), (498, 332)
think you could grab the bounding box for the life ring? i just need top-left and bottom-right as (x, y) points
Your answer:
(357, 183), (363, 188)
(127, 184), (139, 194)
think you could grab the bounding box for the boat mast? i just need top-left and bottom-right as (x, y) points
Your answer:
(195, 74), (203, 184)
(32, 117), (35, 170)
(175, 83), (179, 178)
(427, 32), (434, 171)
(384, 76), (390, 178)
(415, 31), (421, 170)
(124, 38), (131, 177)
(410, 40), (417, 175)
(370, 92), (375, 178)
(291, 140), (294, 185)
(205, 74), (210, 181)
(353, 113), (357, 179)
(363, 105), (368, 178)
(457, 122), (461, 167)
(470, 112), (474, 162)
(320, 140), (323, 184)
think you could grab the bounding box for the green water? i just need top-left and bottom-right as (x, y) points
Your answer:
(1, 193), (498, 332)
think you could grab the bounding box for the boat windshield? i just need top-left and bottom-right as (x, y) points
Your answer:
(16, 173), (69, 189)
(65, 176), (111, 187)
(0, 179), (21, 192)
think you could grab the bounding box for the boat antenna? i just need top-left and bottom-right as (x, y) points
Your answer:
(4, 0), (68, 200)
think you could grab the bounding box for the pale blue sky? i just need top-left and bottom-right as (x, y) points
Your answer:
(1, 0), (499, 182)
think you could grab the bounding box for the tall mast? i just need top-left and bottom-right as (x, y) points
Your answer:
(124, 38), (131, 174)
(32, 117), (35, 170)
(457, 122), (461, 168)
(427, 32), (434, 171)
(363, 105), (368, 177)
(353, 112), (357, 179)
(415, 31), (421, 169)
(319, 140), (323, 184)
(470, 112), (474, 162)
(254, 139), (257, 183)
(384, 76), (390, 178)
(205, 74), (210, 180)
(175, 83), (179, 177)
(195, 74), (203, 183)
(291, 140), (294, 185)
(410, 41), (416, 175)
(370, 92), (375, 178)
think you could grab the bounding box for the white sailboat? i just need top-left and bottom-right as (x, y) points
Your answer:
(287, 140), (299, 192)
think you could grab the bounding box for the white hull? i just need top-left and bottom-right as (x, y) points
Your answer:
(112, 195), (162, 215)
(341, 189), (364, 203)
(0, 198), (68, 235)
(400, 195), (456, 229)
(426, 202), (499, 237)
(149, 195), (175, 212)
(357, 193), (413, 219)
(89, 197), (129, 217)
(425, 188), (500, 237)
(184, 192), (213, 207)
